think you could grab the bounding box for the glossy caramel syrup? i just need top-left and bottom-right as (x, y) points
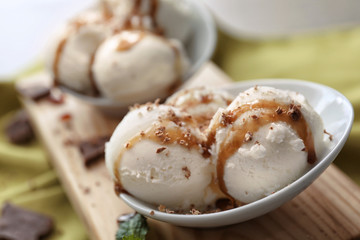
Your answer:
(116, 31), (146, 51)
(207, 100), (316, 196)
(113, 107), (205, 192)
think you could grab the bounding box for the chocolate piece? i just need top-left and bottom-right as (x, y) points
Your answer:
(17, 85), (50, 101)
(79, 136), (110, 166)
(0, 203), (53, 240)
(5, 110), (34, 144)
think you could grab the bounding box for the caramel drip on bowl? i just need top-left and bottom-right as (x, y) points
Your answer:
(207, 100), (316, 196)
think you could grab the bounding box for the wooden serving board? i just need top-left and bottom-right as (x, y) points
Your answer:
(18, 63), (360, 240)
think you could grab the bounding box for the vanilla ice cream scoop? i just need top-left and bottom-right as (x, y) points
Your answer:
(93, 30), (189, 103)
(106, 103), (218, 211)
(46, 7), (113, 95)
(166, 87), (234, 129)
(207, 86), (329, 204)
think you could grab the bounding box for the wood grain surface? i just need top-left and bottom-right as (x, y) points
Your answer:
(18, 63), (360, 240)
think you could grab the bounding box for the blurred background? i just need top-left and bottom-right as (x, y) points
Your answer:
(1, 0), (360, 239)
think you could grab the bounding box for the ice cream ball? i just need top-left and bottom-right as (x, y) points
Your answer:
(45, 8), (113, 95)
(106, 103), (218, 210)
(93, 30), (189, 103)
(166, 87), (234, 129)
(104, 0), (193, 42)
(208, 86), (329, 204)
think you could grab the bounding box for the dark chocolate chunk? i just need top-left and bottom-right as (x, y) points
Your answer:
(0, 203), (53, 240)
(79, 136), (110, 166)
(17, 85), (51, 101)
(5, 110), (34, 144)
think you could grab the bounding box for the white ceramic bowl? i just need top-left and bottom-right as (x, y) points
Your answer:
(119, 79), (354, 227)
(61, 0), (216, 117)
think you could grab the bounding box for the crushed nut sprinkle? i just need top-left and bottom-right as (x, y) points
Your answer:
(200, 94), (213, 104)
(60, 113), (72, 122)
(324, 129), (333, 141)
(287, 104), (302, 121)
(156, 147), (167, 153)
(150, 211), (155, 216)
(244, 131), (253, 142)
(182, 166), (191, 179)
(251, 115), (259, 120)
(163, 137), (171, 143)
(155, 126), (165, 137)
(140, 131), (145, 136)
(220, 112), (234, 126)
(146, 105), (153, 111)
(189, 208), (201, 215)
(276, 106), (283, 115)
(125, 143), (130, 148)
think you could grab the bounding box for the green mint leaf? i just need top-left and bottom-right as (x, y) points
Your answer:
(116, 213), (148, 240)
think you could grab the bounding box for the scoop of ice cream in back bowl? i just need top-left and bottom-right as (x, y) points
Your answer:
(45, 0), (216, 116)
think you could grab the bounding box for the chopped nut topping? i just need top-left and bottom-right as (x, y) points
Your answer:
(275, 107), (283, 115)
(220, 112), (234, 126)
(163, 137), (171, 143)
(150, 211), (155, 216)
(270, 126), (273, 130)
(156, 147), (166, 153)
(182, 166), (191, 179)
(125, 143), (130, 148)
(158, 204), (166, 212)
(200, 94), (213, 104)
(155, 126), (165, 137)
(251, 115), (259, 120)
(324, 129), (333, 141)
(190, 208), (201, 215)
(287, 104), (302, 121)
(244, 131), (253, 142)
(140, 131), (145, 136)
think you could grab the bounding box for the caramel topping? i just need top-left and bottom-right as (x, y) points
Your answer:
(207, 100), (316, 196)
(116, 31), (146, 51)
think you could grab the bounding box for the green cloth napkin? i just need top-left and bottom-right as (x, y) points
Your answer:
(1, 27), (360, 239)
(0, 72), (88, 239)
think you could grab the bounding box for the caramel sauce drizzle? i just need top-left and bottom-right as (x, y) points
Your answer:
(113, 110), (204, 193)
(207, 100), (316, 196)
(116, 31), (146, 51)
